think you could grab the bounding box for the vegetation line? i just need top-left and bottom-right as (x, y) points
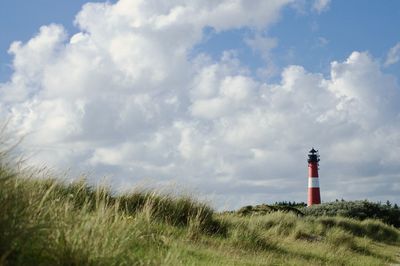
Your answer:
(0, 149), (399, 265)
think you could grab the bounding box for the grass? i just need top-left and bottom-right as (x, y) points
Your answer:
(0, 154), (399, 265)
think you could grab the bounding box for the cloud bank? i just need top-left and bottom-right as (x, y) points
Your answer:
(1, 0), (399, 209)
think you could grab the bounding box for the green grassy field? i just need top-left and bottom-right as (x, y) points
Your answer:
(1, 156), (399, 265)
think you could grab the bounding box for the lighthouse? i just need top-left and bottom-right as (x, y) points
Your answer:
(307, 148), (321, 206)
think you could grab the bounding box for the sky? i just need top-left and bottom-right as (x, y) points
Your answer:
(1, 0), (400, 210)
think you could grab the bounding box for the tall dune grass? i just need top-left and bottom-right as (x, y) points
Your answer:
(0, 160), (225, 265)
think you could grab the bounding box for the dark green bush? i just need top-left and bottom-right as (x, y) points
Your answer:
(237, 204), (304, 216)
(303, 200), (400, 228)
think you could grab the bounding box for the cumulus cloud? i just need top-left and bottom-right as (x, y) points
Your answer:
(385, 42), (400, 66)
(1, 0), (400, 209)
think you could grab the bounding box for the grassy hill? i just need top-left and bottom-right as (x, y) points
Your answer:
(1, 158), (400, 265)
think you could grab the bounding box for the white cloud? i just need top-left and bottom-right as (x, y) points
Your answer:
(312, 0), (331, 13)
(329, 52), (400, 128)
(385, 42), (400, 66)
(1, 0), (400, 209)
(1, 25), (66, 103)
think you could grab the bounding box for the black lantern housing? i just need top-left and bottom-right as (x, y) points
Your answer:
(307, 148), (320, 164)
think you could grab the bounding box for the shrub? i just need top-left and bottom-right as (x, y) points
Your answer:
(302, 200), (400, 228)
(236, 204), (304, 217)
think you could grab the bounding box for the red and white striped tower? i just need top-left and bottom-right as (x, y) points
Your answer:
(307, 148), (321, 206)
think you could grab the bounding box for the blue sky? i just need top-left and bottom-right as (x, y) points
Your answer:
(196, 1), (400, 79)
(1, 0), (400, 209)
